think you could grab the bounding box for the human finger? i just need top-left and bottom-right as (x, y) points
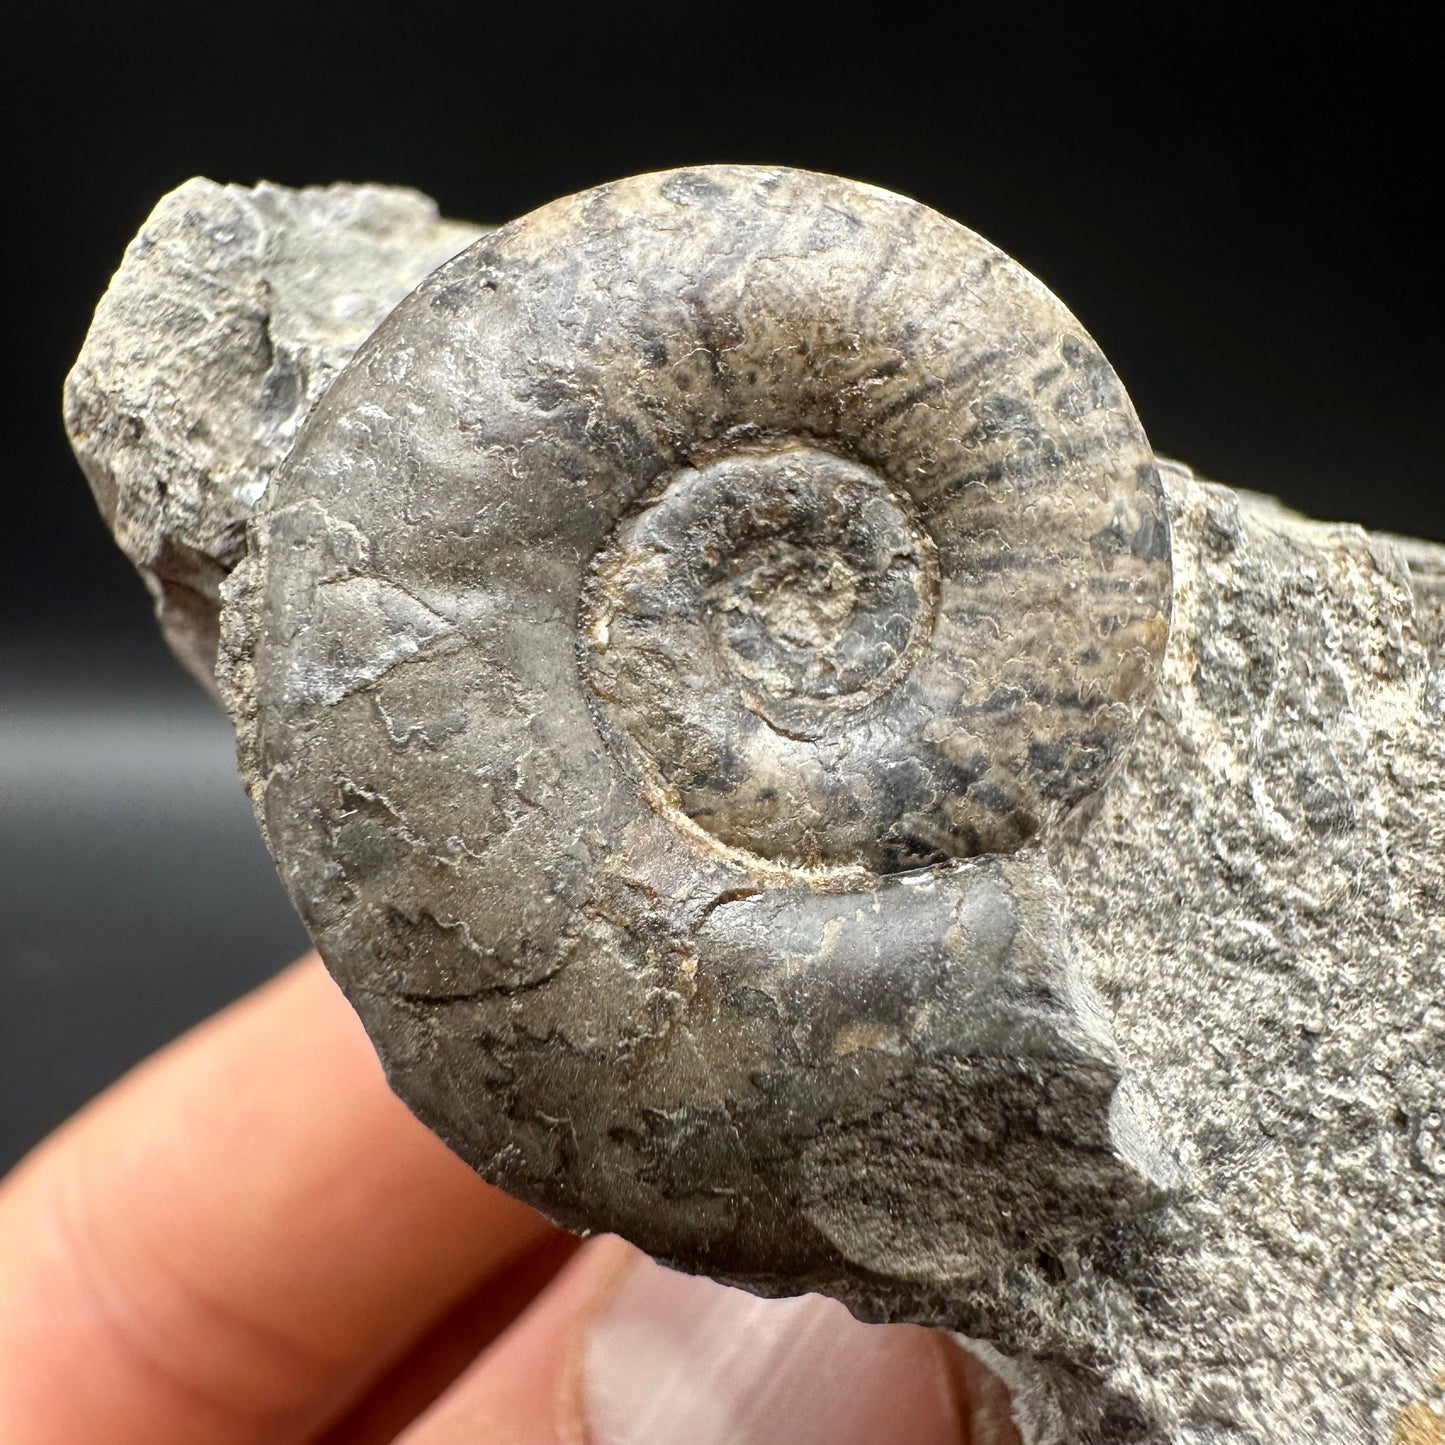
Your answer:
(316, 1232), (580, 1445)
(397, 1236), (1020, 1445)
(0, 955), (556, 1445)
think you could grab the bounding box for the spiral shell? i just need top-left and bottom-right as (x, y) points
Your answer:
(232, 167), (1173, 1313)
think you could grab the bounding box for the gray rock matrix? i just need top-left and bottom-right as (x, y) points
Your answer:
(66, 171), (1444, 1444)
(63, 178), (484, 691)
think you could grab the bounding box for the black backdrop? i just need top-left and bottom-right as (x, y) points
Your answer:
(3, 3), (1441, 1166)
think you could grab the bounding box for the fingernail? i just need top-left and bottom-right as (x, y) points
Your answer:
(582, 1256), (966, 1445)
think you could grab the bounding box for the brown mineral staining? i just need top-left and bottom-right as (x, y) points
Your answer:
(1396, 1402), (1445, 1445)
(1396, 1376), (1445, 1445)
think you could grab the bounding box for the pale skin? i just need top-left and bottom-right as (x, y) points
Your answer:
(0, 955), (1020, 1444)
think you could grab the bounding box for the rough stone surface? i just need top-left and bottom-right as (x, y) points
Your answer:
(1022, 461), (1445, 1442)
(73, 167), (1444, 1442)
(63, 179), (485, 690)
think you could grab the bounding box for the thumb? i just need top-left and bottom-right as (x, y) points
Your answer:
(394, 1237), (1020, 1445)
(582, 1247), (1018, 1445)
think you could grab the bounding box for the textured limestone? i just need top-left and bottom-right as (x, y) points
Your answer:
(1026, 461), (1445, 1443)
(63, 179), (485, 690)
(73, 168), (1444, 1442)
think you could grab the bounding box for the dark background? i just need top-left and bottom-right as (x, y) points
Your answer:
(2, 4), (1440, 1169)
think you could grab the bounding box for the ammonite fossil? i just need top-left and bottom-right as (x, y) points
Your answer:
(223, 164), (1174, 1284)
(69, 166), (1445, 1444)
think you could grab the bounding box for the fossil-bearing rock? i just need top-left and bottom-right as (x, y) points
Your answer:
(68, 168), (1444, 1444)
(63, 178), (485, 691)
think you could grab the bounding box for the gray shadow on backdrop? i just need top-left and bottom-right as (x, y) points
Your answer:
(0, 638), (310, 1171)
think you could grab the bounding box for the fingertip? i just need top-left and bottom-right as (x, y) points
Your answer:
(392, 1235), (638, 1445)
(395, 1240), (1020, 1445)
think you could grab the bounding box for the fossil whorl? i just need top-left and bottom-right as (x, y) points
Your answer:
(224, 167), (1174, 1325)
